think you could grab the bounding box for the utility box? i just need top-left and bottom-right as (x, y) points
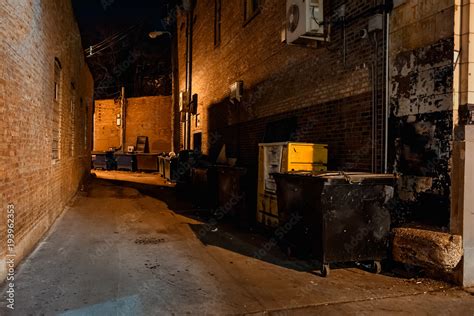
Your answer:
(257, 142), (328, 227)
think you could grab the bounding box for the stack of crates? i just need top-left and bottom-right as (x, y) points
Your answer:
(257, 142), (328, 227)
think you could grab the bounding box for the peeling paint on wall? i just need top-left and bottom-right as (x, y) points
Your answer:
(391, 39), (453, 117)
(389, 38), (454, 228)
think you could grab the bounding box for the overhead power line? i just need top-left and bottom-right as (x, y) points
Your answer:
(85, 25), (139, 58)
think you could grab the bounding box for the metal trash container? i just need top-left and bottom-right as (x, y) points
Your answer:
(115, 153), (136, 171)
(163, 157), (178, 182)
(163, 151), (199, 183)
(191, 166), (218, 209)
(92, 151), (115, 170)
(136, 153), (159, 172)
(273, 171), (395, 277)
(216, 166), (247, 224)
(257, 142), (328, 227)
(158, 156), (166, 177)
(91, 151), (107, 169)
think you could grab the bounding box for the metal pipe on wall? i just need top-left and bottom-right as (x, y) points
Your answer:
(120, 86), (126, 151)
(384, 9), (390, 173)
(187, 8), (193, 150)
(184, 2), (194, 151)
(183, 11), (190, 150)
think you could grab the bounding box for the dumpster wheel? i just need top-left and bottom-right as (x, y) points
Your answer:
(372, 261), (382, 274)
(321, 264), (330, 277)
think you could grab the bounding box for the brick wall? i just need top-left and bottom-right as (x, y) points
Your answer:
(0, 0), (94, 281)
(94, 96), (172, 153)
(176, 0), (456, 228)
(176, 0), (388, 216)
(93, 99), (121, 151)
(177, 0), (385, 171)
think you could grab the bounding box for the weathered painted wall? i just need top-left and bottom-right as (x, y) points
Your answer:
(389, 0), (455, 227)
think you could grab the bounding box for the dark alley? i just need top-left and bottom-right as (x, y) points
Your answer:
(2, 173), (474, 315)
(2, 0), (474, 315)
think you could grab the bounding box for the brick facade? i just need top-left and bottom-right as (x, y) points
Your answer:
(177, 0), (385, 173)
(175, 0), (387, 217)
(94, 96), (172, 153)
(0, 0), (94, 281)
(175, 0), (457, 229)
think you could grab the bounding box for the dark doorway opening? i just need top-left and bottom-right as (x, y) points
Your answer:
(193, 132), (202, 153)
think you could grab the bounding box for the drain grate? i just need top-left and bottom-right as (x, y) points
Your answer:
(134, 237), (166, 245)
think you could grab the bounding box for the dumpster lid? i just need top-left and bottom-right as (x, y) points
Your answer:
(136, 153), (160, 156)
(272, 171), (396, 185)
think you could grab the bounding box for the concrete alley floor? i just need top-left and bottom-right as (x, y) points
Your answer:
(2, 171), (474, 315)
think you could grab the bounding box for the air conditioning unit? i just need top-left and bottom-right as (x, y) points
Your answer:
(230, 81), (243, 104)
(179, 90), (190, 112)
(286, 0), (326, 44)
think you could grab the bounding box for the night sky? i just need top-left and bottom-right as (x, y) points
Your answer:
(72, 0), (176, 99)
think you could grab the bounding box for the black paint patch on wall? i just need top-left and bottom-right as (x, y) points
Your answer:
(389, 111), (452, 227)
(389, 38), (454, 229)
(391, 38), (454, 117)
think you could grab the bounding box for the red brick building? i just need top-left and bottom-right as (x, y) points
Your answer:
(0, 1), (93, 280)
(175, 0), (474, 285)
(94, 96), (172, 153)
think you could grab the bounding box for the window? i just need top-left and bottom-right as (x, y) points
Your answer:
(52, 58), (62, 161)
(194, 113), (201, 128)
(70, 83), (76, 157)
(244, 0), (260, 24)
(214, 0), (222, 47)
(82, 98), (88, 152)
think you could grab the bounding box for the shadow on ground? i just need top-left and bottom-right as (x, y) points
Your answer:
(90, 173), (427, 279)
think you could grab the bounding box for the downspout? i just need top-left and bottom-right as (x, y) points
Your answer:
(384, 5), (391, 173)
(184, 2), (194, 150)
(184, 11), (189, 150)
(171, 25), (179, 152)
(120, 86), (126, 151)
(187, 7), (194, 151)
(371, 62), (376, 173)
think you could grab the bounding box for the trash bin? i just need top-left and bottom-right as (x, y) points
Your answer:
(257, 142), (328, 228)
(158, 156), (166, 177)
(273, 171), (395, 277)
(115, 153), (136, 171)
(163, 157), (176, 181)
(91, 151), (107, 169)
(91, 151), (115, 170)
(191, 166), (218, 209)
(136, 153), (159, 172)
(216, 166), (247, 224)
(163, 151), (199, 183)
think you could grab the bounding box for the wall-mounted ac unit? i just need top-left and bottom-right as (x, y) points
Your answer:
(230, 81), (243, 104)
(179, 90), (190, 112)
(286, 0), (326, 44)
